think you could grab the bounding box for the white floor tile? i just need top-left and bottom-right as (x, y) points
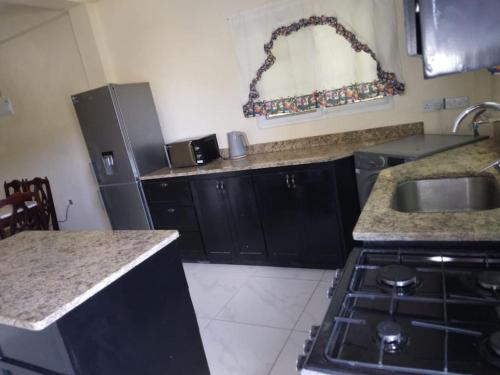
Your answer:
(217, 277), (318, 329)
(201, 320), (290, 375)
(197, 317), (210, 332)
(294, 282), (331, 332)
(185, 266), (250, 319)
(253, 266), (325, 281)
(270, 330), (308, 375)
(183, 262), (258, 279)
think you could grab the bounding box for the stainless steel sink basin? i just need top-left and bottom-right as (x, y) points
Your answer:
(391, 176), (500, 213)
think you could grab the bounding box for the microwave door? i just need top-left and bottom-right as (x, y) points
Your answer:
(168, 141), (197, 167)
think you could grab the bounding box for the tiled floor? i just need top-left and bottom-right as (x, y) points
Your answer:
(183, 263), (335, 375)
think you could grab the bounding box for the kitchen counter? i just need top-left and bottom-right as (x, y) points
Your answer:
(141, 122), (423, 180)
(142, 142), (373, 179)
(353, 138), (500, 242)
(0, 230), (178, 330)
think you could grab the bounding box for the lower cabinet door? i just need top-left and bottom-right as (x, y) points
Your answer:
(253, 171), (303, 265)
(224, 176), (267, 262)
(296, 167), (344, 267)
(190, 178), (235, 261)
(176, 231), (205, 260)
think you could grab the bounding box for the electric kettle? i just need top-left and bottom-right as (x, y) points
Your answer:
(227, 131), (248, 159)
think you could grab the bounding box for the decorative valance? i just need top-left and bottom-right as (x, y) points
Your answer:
(242, 15), (405, 118)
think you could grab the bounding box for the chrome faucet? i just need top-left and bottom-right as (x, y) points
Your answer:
(453, 102), (500, 173)
(452, 101), (500, 135)
(479, 159), (500, 173)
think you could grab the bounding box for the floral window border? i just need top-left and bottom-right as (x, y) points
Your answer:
(243, 15), (405, 118)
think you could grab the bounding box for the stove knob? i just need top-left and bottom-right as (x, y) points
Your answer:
(296, 355), (307, 371)
(309, 325), (320, 339)
(327, 285), (335, 299)
(333, 269), (343, 285)
(303, 339), (313, 353)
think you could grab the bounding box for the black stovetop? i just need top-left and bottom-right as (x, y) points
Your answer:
(302, 248), (500, 375)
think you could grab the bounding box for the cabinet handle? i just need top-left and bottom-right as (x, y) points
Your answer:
(291, 174), (296, 189)
(160, 182), (169, 188)
(285, 174), (290, 189)
(220, 181), (225, 191)
(216, 181), (220, 191)
(167, 208), (176, 214)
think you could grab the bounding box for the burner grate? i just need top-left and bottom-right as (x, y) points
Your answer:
(322, 248), (500, 375)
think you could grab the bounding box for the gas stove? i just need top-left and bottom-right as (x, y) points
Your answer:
(299, 247), (500, 375)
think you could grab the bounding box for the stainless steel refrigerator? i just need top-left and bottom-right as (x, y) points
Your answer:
(71, 83), (167, 229)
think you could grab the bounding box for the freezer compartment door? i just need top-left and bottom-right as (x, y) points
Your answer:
(72, 86), (137, 185)
(112, 83), (168, 175)
(100, 182), (151, 230)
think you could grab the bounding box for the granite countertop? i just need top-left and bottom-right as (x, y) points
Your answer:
(142, 143), (369, 180)
(353, 138), (500, 242)
(0, 230), (178, 331)
(142, 122), (423, 180)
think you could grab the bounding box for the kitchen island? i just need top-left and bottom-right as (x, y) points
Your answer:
(0, 230), (209, 375)
(354, 137), (500, 242)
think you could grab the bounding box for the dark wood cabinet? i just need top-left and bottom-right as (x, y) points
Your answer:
(224, 176), (267, 261)
(143, 179), (206, 260)
(296, 168), (344, 266)
(143, 158), (359, 268)
(253, 171), (303, 263)
(253, 166), (344, 267)
(190, 175), (266, 263)
(190, 178), (235, 260)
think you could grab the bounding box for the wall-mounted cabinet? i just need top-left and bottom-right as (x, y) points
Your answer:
(143, 157), (359, 269)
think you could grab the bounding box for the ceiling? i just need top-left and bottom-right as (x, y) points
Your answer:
(0, 0), (86, 11)
(0, 0), (88, 43)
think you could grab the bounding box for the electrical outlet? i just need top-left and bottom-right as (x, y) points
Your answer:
(423, 99), (443, 112)
(68, 199), (73, 205)
(444, 96), (469, 109)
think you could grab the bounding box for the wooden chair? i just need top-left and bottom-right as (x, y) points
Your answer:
(0, 192), (48, 239)
(4, 179), (23, 197)
(23, 177), (59, 230)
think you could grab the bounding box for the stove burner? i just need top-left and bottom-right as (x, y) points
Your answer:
(376, 321), (408, 354)
(377, 265), (418, 288)
(490, 331), (500, 356)
(478, 271), (500, 291)
(480, 331), (500, 369)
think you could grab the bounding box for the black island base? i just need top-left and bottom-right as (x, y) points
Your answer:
(0, 243), (210, 375)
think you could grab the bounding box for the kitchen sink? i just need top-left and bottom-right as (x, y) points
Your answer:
(391, 176), (500, 213)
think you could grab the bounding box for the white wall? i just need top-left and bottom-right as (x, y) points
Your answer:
(0, 13), (110, 229)
(89, 0), (495, 148)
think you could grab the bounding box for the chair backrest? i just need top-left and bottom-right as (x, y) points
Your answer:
(4, 179), (23, 197)
(23, 177), (59, 230)
(0, 191), (49, 239)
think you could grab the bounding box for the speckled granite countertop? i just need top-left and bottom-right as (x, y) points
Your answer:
(0, 230), (179, 331)
(354, 138), (500, 242)
(142, 142), (373, 179)
(142, 122), (423, 180)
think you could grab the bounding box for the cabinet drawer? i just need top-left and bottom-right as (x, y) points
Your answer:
(143, 179), (192, 204)
(149, 204), (199, 230)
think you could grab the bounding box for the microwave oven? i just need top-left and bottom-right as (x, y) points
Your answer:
(165, 134), (220, 168)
